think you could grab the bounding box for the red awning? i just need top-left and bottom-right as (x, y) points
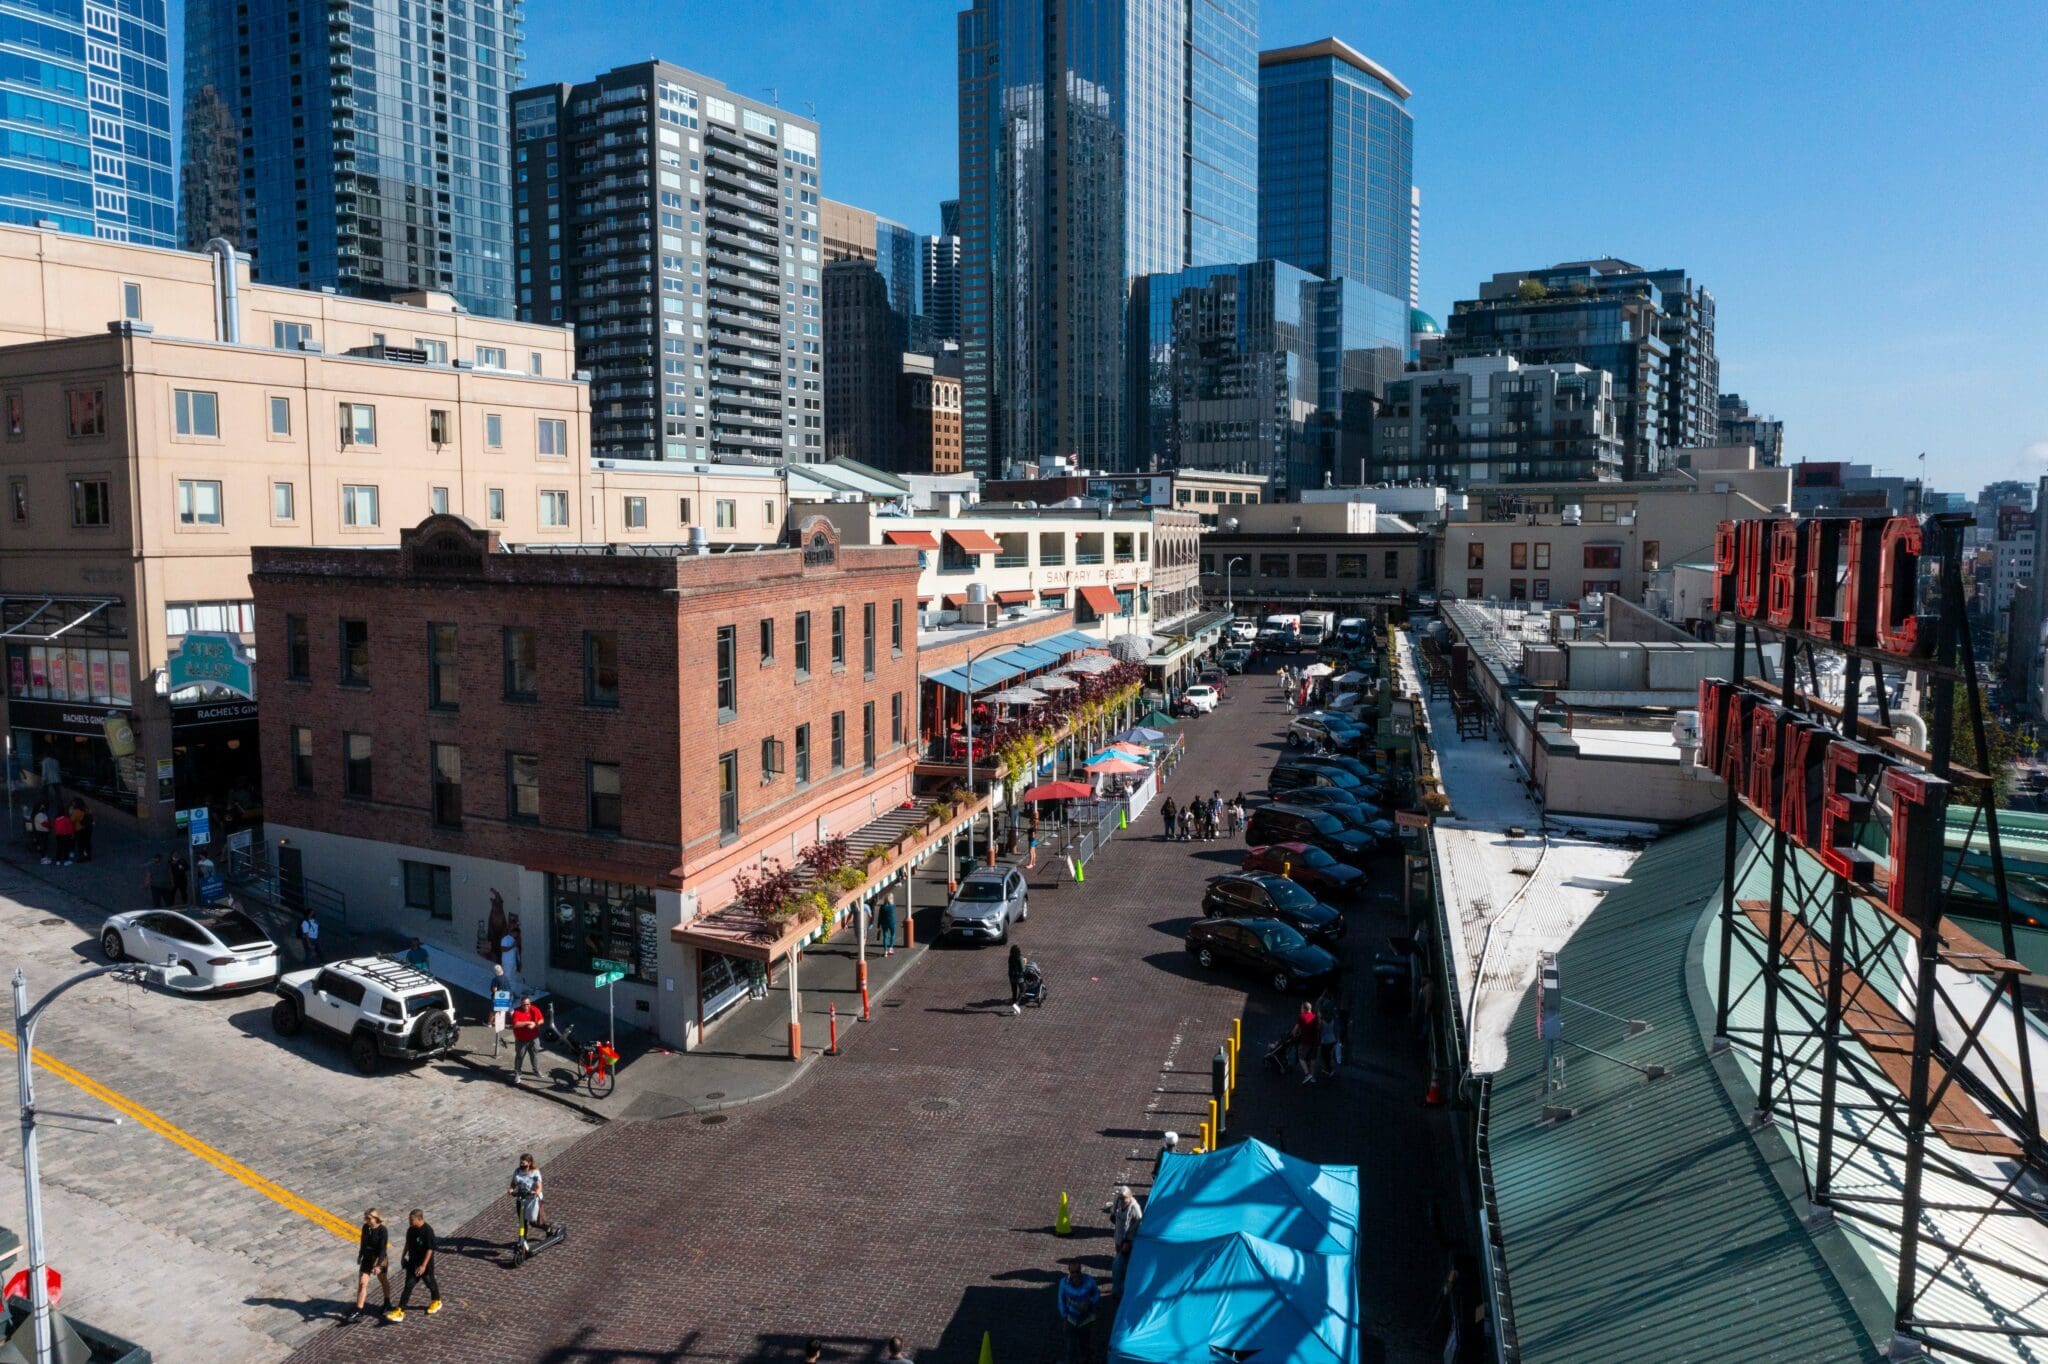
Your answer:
(1038, 589), (1065, 600)
(995, 590), (1033, 605)
(944, 528), (1003, 554)
(884, 529), (939, 549)
(916, 595), (934, 606)
(942, 593), (971, 608)
(1077, 585), (1121, 615)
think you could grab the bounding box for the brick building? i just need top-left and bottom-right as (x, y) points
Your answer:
(251, 514), (922, 1047)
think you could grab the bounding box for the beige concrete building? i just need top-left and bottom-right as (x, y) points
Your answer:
(820, 199), (879, 264)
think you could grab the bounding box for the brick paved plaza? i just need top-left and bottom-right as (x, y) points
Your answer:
(273, 680), (1455, 1364)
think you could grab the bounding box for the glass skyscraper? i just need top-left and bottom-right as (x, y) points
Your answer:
(181, 0), (521, 318)
(957, 0), (1259, 475)
(1257, 38), (1413, 303)
(1130, 259), (1407, 495)
(0, 0), (173, 244)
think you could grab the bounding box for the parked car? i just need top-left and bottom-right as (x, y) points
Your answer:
(1288, 715), (1366, 755)
(1181, 684), (1220, 714)
(100, 906), (282, 992)
(1228, 619), (1259, 643)
(1202, 872), (1345, 945)
(1185, 916), (1340, 995)
(1288, 752), (1384, 787)
(1243, 842), (1366, 901)
(1244, 804), (1377, 869)
(1269, 762), (1370, 798)
(1269, 786), (1387, 828)
(271, 957), (460, 1073)
(1196, 668), (1227, 695)
(1219, 647), (1252, 674)
(941, 865), (1030, 943)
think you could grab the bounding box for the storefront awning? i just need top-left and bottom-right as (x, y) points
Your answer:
(942, 593), (971, 608)
(996, 644), (1061, 671)
(995, 589), (1033, 605)
(884, 529), (939, 549)
(925, 655), (1027, 694)
(944, 528), (1003, 554)
(1040, 629), (1103, 654)
(0, 596), (120, 641)
(1077, 585), (1121, 615)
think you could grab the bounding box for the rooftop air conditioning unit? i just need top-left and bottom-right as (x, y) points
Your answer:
(959, 600), (999, 626)
(1560, 504), (1582, 525)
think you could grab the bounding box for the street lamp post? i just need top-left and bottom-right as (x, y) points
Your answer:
(13, 961), (181, 1364)
(1224, 556), (1246, 616)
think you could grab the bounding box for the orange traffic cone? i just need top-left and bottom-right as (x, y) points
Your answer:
(1424, 1072), (1444, 1106)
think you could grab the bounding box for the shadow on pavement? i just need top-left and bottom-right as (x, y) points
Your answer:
(243, 1294), (358, 1326)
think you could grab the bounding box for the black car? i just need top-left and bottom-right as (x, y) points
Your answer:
(1286, 752), (1385, 789)
(1269, 762), (1369, 798)
(1242, 842), (1367, 901)
(1186, 916), (1340, 995)
(1244, 803), (1377, 869)
(1276, 785), (1385, 824)
(1202, 872), (1345, 945)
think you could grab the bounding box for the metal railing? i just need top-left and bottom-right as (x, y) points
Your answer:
(225, 845), (349, 933)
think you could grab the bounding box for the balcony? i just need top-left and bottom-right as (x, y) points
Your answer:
(994, 555), (1028, 568)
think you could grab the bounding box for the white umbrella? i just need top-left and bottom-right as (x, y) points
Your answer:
(1063, 655), (1117, 674)
(1035, 675), (1080, 691)
(1303, 662), (1335, 677)
(985, 687), (1047, 705)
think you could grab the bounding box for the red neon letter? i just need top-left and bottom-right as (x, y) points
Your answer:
(1735, 520), (1766, 621)
(1719, 692), (1752, 793)
(1780, 723), (1824, 848)
(1748, 702), (1784, 820)
(1801, 520), (1831, 630)
(1713, 520), (1738, 613)
(1697, 678), (1728, 769)
(1875, 516), (1927, 658)
(1818, 740), (1879, 882)
(1766, 520), (1801, 629)
(1881, 766), (1951, 920)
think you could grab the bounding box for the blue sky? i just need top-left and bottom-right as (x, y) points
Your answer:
(514, 1), (2045, 493)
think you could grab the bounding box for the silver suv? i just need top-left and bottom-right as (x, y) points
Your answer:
(271, 956), (460, 1074)
(942, 866), (1029, 944)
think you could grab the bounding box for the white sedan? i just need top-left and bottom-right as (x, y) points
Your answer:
(1181, 684), (1220, 713)
(100, 906), (283, 992)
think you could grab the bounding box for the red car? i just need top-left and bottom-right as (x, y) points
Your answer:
(1197, 668), (1227, 697)
(1242, 841), (1365, 902)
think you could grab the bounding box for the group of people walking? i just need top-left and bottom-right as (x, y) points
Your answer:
(27, 794), (95, 866)
(1157, 790), (1244, 842)
(351, 1207), (442, 1322)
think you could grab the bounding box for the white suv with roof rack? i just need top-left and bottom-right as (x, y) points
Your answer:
(271, 956), (461, 1074)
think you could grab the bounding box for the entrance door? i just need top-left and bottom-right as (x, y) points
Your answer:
(277, 845), (305, 911)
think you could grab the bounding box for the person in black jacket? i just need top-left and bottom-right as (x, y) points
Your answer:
(385, 1209), (441, 1320)
(352, 1208), (391, 1317)
(1008, 944), (1027, 1014)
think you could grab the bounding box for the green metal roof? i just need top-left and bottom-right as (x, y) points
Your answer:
(1486, 820), (1881, 1362)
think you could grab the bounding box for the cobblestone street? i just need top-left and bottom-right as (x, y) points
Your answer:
(281, 680), (1454, 1364)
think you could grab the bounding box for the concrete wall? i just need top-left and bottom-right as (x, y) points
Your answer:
(1532, 735), (1724, 824)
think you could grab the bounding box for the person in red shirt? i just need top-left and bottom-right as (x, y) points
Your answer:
(50, 810), (74, 864)
(1295, 1003), (1320, 1086)
(509, 994), (545, 1085)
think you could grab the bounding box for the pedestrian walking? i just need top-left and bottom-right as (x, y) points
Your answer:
(49, 809), (72, 864)
(69, 800), (92, 861)
(1319, 1007), (1340, 1078)
(1159, 796), (1177, 842)
(1057, 1259), (1102, 1364)
(297, 907), (321, 964)
(351, 1209), (392, 1319)
(1209, 791), (1225, 835)
(1008, 943), (1028, 1014)
(802, 1341), (824, 1363)
(143, 854), (173, 907)
(1295, 1002), (1320, 1086)
(1109, 1186), (1143, 1295)
(489, 966), (511, 1057)
(500, 922), (521, 986)
(31, 807), (48, 861)
(384, 1208), (442, 1320)
(402, 936), (430, 972)
(883, 1337), (913, 1361)
(509, 993), (545, 1083)
(1154, 1130), (1180, 1182)
(877, 886), (899, 956)
(169, 851), (190, 905)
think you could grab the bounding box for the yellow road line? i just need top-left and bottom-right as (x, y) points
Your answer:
(0, 1027), (354, 1240)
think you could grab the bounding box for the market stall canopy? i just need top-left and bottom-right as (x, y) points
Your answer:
(1107, 741), (1151, 757)
(983, 687), (1046, 705)
(1120, 726), (1167, 742)
(1035, 675), (1080, 691)
(943, 528), (1003, 554)
(1139, 709), (1181, 729)
(925, 655), (1027, 694)
(1303, 662), (1335, 677)
(1087, 757), (1146, 776)
(1335, 670), (1368, 686)
(1144, 1139), (1359, 1252)
(1062, 654), (1118, 674)
(882, 529), (939, 549)
(1108, 1231), (1357, 1364)
(1039, 630), (1106, 655)
(1020, 780), (1093, 802)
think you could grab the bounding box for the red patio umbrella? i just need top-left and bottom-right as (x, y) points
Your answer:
(1020, 780), (1094, 802)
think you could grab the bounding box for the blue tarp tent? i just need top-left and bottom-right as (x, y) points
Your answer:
(1110, 1140), (1360, 1363)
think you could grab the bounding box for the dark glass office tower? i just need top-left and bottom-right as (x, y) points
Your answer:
(957, 0), (1260, 476)
(0, 0), (173, 244)
(181, 0), (521, 318)
(1257, 38), (1413, 303)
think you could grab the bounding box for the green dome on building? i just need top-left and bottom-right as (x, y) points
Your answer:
(1410, 306), (1440, 336)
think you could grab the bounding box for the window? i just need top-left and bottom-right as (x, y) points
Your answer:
(272, 320), (313, 350)
(1259, 553), (1288, 578)
(177, 479), (222, 526)
(759, 618), (774, 664)
(1296, 554), (1327, 578)
(1534, 543), (1551, 570)
(429, 409), (451, 445)
(1466, 577), (1484, 599)
(476, 346), (507, 369)
(341, 484), (379, 527)
(291, 726), (314, 789)
(530, 352), (544, 375)
(715, 499), (736, 529)
(428, 623), (459, 709)
(891, 691), (903, 746)
(1466, 542), (1485, 570)
(760, 735), (783, 782)
(285, 614), (309, 680)
(1583, 545), (1622, 570)
(1643, 540), (1661, 571)
(891, 599), (903, 654)
(715, 624), (737, 717)
(3, 393), (21, 438)
(584, 631), (620, 706)
(830, 606), (845, 669)
(67, 388), (104, 437)
(173, 390), (220, 439)
(588, 761), (621, 833)
(862, 702), (876, 771)
(338, 402), (376, 446)
(538, 418), (568, 456)
(678, 496), (693, 524)
(549, 874), (657, 981)
(1336, 554), (1366, 580)
(121, 281), (141, 320)
(487, 488), (505, 523)
(417, 339), (449, 365)
(794, 723), (811, 785)
(503, 627), (539, 701)
(862, 602), (876, 677)
(1384, 550), (1400, 578)
(830, 711), (845, 772)
(1510, 542), (1528, 571)
(402, 861), (453, 919)
(430, 487), (449, 515)
(763, 499), (776, 526)
(343, 731), (373, 798)
(271, 481), (295, 522)
(1533, 578), (1551, 600)
(794, 611), (811, 677)
(717, 751), (739, 838)
(507, 753), (541, 822)
(161, 600), (252, 638)
(484, 412), (503, 448)
(69, 479), (109, 528)
(430, 743), (462, 826)
(624, 496), (646, 529)
(1509, 579), (1528, 602)
(340, 618), (369, 686)
(269, 396), (291, 436)
(8, 478), (22, 521)
(540, 490), (568, 527)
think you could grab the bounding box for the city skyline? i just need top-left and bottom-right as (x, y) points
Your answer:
(493, 0), (2047, 491)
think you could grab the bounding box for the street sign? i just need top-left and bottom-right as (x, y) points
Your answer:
(592, 958), (629, 975)
(186, 806), (211, 844)
(594, 970), (626, 988)
(199, 874), (226, 904)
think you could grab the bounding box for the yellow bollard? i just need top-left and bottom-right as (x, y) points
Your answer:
(1233, 1017), (1242, 1054)
(1227, 1035), (1239, 1094)
(1208, 1097), (1219, 1144)
(1055, 1190), (1073, 1236)
(1198, 1120), (1211, 1152)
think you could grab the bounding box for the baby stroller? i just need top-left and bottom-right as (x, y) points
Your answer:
(1262, 1032), (1300, 1075)
(1018, 958), (1049, 1008)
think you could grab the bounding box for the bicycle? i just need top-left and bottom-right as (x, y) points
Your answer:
(547, 1008), (618, 1100)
